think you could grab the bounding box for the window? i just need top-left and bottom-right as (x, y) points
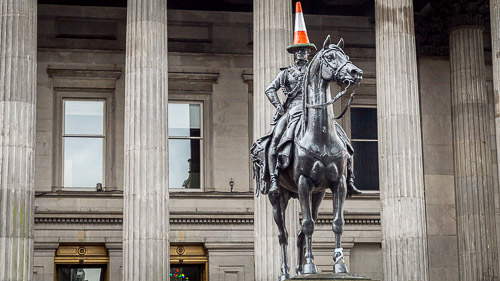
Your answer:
(48, 69), (120, 191)
(63, 100), (105, 188)
(350, 106), (379, 191)
(168, 102), (203, 189)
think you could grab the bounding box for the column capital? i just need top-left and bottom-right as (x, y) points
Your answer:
(415, 14), (449, 56)
(415, 0), (490, 56)
(437, 0), (489, 28)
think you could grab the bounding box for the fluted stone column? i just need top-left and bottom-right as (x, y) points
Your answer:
(375, 1), (429, 280)
(492, 0), (500, 192)
(253, 0), (298, 280)
(123, 1), (169, 280)
(449, 24), (499, 280)
(0, 1), (37, 281)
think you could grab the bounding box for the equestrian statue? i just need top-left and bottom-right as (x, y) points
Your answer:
(251, 2), (364, 280)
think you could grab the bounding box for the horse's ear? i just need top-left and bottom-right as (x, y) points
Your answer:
(323, 35), (331, 50)
(337, 38), (344, 49)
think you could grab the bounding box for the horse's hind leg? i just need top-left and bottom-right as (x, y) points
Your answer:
(332, 175), (348, 273)
(298, 175), (318, 275)
(296, 191), (325, 275)
(269, 189), (292, 280)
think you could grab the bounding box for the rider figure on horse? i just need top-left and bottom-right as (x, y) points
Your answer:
(264, 6), (361, 198)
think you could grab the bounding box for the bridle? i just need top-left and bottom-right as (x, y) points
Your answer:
(322, 47), (351, 79)
(305, 47), (358, 120)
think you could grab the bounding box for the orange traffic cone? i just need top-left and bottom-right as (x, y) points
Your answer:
(287, 2), (316, 53)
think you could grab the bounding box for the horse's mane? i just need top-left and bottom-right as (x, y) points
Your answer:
(304, 49), (323, 91)
(302, 49), (324, 134)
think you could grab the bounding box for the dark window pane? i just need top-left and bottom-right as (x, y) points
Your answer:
(351, 107), (377, 140)
(169, 139), (201, 189)
(168, 103), (201, 137)
(352, 141), (379, 191)
(170, 264), (203, 281)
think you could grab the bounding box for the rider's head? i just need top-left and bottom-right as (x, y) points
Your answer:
(293, 47), (311, 63)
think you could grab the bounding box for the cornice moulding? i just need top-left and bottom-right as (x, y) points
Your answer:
(35, 215), (380, 225)
(47, 69), (123, 79)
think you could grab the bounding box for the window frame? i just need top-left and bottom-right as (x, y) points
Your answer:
(168, 100), (205, 191)
(62, 98), (107, 189)
(54, 90), (116, 191)
(168, 92), (213, 192)
(341, 97), (380, 195)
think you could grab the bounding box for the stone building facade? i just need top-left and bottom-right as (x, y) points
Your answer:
(1, 0), (500, 281)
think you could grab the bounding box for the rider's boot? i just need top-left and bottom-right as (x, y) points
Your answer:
(268, 145), (281, 196)
(269, 173), (280, 196)
(346, 157), (362, 197)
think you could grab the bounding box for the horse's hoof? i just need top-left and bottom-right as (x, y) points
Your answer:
(296, 267), (303, 276)
(303, 263), (318, 274)
(279, 273), (291, 281)
(334, 263), (348, 273)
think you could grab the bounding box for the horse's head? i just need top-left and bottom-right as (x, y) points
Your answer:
(319, 35), (363, 86)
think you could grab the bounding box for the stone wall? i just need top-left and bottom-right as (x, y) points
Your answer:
(418, 58), (458, 281)
(418, 53), (499, 281)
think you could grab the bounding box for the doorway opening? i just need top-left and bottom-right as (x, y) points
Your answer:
(170, 244), (208, 281)
(54, 244), (109, 281)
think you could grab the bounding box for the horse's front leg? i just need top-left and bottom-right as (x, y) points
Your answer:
(296, 190), (325, 275)
(269, 190), (292, 281)
(332, 175), (348, 273)
(296, 227), (304, 275)
(298, 175), (318, 275)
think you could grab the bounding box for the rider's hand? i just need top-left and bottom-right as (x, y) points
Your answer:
(276, 104), (285, 116)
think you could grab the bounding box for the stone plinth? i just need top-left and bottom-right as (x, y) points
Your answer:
(287, 273), (371, 280)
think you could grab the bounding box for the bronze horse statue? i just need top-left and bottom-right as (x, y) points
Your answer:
(252, 36), (363, 280)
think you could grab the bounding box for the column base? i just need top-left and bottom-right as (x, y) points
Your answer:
(287, 273), (372, 280)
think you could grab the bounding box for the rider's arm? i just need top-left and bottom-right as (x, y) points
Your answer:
(265, 71), (285, 114)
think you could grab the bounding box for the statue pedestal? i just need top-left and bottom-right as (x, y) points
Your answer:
(287, 273), (372, 280)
